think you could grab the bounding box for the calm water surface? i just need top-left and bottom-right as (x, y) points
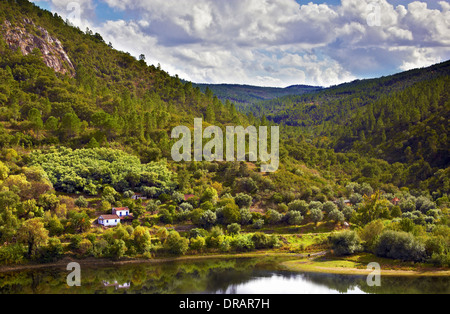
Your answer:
(0, 257), (448, 294)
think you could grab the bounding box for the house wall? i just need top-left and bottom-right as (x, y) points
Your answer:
(99, 218), (120, 227)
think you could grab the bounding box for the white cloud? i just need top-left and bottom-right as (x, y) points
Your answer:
(33, 0), (450, 87)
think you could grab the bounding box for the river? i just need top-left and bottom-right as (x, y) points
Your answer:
(0, 257), (448, 294)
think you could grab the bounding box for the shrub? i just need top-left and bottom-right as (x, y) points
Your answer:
(164, 231), (189, 255)
(308, 201), (323, 212)
(158, 208), (173, 224)
(75, 196), (88, 208)
(266, 209), (282, 225)
(375, 230), (426, 262)
(328, 209), (345, 224)
(227, 223), (241, 235)
(189, 236), (206, 252)
(322, 201), (338, 214)
(358, 220), (384, 251)
(230, 234), (254, 252)
(252, 219), (264, 229)
(342, 206), (356, 220)
(240, 208), (253, 225)
(199, 210), (217, 229)
(310, 208), (324, 225)
(284, 211), (304, 225)
(329, 231), (362, 256)
(234, 193), (253, 209)
(0, 244), (26, 265)
(288, 200), (308, 215)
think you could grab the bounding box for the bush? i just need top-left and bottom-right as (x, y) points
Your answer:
(323, 201), (338, 214)
(328, 209), (345, 224)
(227, 223), (241, 235)
(251, 233), (279, 249)
(252, 219), (264, 229)
(0, 244), (26, 265)
(189, 236), (206, 252)
(199, 210), (217, 229)
(358, 220), (384, 251)
(165, 231), (189, 255)
(234, 193), (253, 209)
(285, 211), (303, 225)
(266, 209), (282, 225)
(308, 201), (323, 212)
(288, 200), (308, 215)
(230, 234), (254, 252)
(310, 208), (324, 224)
(75, 196), (88, 208)
(158, 208), (173, 224)
(240, 208), (252, 225)
(329, 231), (362, 256)
(375, 230), (426, 262)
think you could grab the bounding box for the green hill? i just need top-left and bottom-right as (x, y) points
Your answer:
(193, 83), (322, 108)
(248, 61), (450, 170)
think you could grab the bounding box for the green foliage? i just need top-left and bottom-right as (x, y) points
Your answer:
(329, 231), (363, 256)
(226, 223), (241, 235)
(29, 147), (175, 194)
(288, 200), (309, 215)
(165, 231), (189, 255)
(375, 230), (426, 262)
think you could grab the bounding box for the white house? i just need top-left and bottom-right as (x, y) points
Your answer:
(112, 207), (130, 218)
(98, 214), (121, 227)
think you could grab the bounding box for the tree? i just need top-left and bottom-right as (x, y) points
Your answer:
(17, 218), (49, 258)
(328, 209), (345, 224)
(227, 223), (241, 235)
(165, 231), (189, 255)
(234, 193), (253, 209)
(375, 230), (426, 262)
(60, 112), (81, 138)
(288, 200), (309, 215)
(310, 208), (324, 225)
(200, 187), (218, 204)
(75, 196), (88, 208)
(199, 210), (217, 229)
(132, 226), (152, 253)
(354, 192), (391, 225)
(28, 108), (43, 136)
(329, 231), (362, 256)
(285, 211), (303, 225)
(359, 220), (385, 251)
(0, 208), (20, 243)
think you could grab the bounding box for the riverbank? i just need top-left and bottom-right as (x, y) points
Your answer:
(2, 251), (449, 277)
(282, 253), (450, 277)
(0, 251), (326, 273)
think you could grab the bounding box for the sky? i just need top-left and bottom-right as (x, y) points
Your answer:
(31, 0), (450, 87)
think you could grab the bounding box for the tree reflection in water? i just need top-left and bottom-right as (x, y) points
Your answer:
(0, 258), (448, 294)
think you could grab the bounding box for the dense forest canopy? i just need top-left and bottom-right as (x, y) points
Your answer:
(0, 0), (448, 268)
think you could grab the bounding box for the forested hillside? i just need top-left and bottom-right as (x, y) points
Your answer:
(247, 61), (449, 175)
(0, 0), (448, 268)
(194, 83), (322, 109)
(0, 0), (248, 162)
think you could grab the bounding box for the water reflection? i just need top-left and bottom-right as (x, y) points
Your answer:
(0, 258), (448, 294)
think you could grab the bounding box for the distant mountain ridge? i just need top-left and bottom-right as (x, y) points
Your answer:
(193, 82), (322, 106)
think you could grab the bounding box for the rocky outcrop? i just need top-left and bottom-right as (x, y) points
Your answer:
(2, 18), (75, 77)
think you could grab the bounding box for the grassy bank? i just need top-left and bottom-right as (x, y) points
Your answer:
(282, 253), (450, 277)
(0, 251), (324, 273)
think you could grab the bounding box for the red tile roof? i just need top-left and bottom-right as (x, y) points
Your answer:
(113, 207), (129, 211)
